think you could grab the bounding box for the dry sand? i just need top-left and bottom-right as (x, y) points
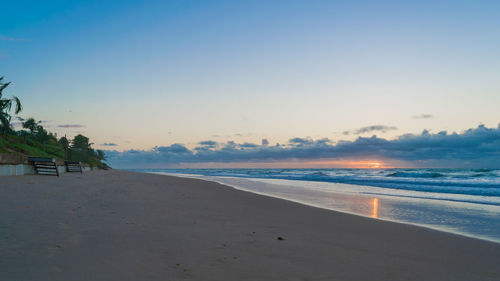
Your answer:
(1, 170), (499, 281)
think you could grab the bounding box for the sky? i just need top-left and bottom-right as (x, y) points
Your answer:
(1, 0), (499, 168)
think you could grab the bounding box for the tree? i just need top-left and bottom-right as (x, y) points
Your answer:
(96, 149), (106, 161)
(22, 117), (40, 134)
(58, 136), (70, 160)
(21, 117), (55, 143)
(71, 134), (92, 151)
(58, 136), (69, 149)
(35, 125), (51, 143)
(0, 76), (22, 134)
(70, 134), (96, 163)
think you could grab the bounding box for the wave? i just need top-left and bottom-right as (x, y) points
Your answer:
(387, 172), (444, 178)
(136, 168), (500, 198)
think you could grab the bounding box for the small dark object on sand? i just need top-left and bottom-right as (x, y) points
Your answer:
(277, 236), (284, 241)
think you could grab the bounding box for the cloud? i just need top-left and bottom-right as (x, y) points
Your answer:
(344, 125), (398, 135)
(194, 140), (219, 152)
(57, 124), (85, 128)
(413, 114), (434, 119)
(155, 144), (192, 154)
(233, 133), (252, 137)
(105, 124), (500, 168)
(0, 35), (27, 41)
(261, 138), (269, 146)
(289, 137), (314, 145)
(239, 142), (259, 148)
(102, 143), (118, 146)
(199, 140), (218, 147)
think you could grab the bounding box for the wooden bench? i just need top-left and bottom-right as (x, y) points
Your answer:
(28, 157), (59, 176)
(65, 161), (82, 173)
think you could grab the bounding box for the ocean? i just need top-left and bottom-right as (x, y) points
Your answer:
(135, 168), (500, 243)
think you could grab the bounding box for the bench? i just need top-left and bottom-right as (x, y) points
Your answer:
(28, 157), (59, 176)
(65, 161), (82, 173)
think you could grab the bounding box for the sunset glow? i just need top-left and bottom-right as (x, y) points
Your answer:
(300, 160), (391, 169)
(171, 159), (394, 169)
(371, 198), (379, 218)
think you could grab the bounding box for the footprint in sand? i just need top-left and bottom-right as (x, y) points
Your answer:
(47, 245), (62, 258)
(68, 234), (81, 245)
(50, 265), (62, 273)
(172, 263), (192, 278)
(57, 222), (71, 230)
(216, 257), (227, 263)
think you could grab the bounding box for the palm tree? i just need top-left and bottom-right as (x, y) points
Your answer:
(58, 136), (70, 160)
(22, 117), (40, 134)
(0, 76), (22, 134)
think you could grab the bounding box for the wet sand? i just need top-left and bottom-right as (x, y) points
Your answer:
(1, 170), (499, 281)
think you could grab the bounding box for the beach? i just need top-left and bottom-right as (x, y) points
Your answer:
(1, 170), (499, 281)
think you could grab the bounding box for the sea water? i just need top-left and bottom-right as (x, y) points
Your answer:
(135, 168), (500, 243)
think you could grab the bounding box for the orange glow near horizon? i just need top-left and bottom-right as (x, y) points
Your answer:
(300, 160), (391, 169)
(174, 159), (397, 169)
(371, 198), (379, 218)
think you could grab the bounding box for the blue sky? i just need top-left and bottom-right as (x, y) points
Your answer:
(1, 0), (499, 167)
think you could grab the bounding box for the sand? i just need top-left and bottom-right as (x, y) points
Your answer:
(1, 170), (499, 281)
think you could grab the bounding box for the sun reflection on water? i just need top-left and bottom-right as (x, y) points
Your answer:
(371, 198), (379, 218)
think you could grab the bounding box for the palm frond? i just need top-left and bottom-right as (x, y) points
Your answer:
(0, 113), (10, 128)
(4, 99), (12, 112)
(0, 99), (10, 109)
(13, 96), (22, 114)
(0, 81), (10, 94)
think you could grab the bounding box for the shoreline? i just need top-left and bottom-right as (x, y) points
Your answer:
(1, 170), (499, 280)
(154, 172), (500, 244)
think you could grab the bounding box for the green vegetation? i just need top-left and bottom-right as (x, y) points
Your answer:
(0, 76), (22, 135)
(0, 76), (109, 169)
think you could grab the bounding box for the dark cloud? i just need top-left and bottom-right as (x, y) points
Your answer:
(345, 125), (398, 135)
(105, 124), (500, 168)
(194, 140), (219, 152)
(155, 144), (191, 154)
(261, 138), (269, 146)
(102, 143), (118, 146)
(199, 140), (218, 147)
(289, 137), (314, 146)
(240, 142), (259, 148)
(413, 114), (434, 119)
(57, 124), (85, 128)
